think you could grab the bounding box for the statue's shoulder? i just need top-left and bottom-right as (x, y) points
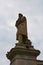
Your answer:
(21, 16), (26, 21)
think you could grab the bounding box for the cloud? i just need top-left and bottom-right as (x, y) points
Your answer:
(0, 0), (43, 65)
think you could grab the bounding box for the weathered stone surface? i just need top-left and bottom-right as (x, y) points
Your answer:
(6, 45), (40, 61)
(15, 13), (28, 44)
(10, 59), (37, 65)
(37, 60), (43, 65)
(6, 41), (40, 65)
(6, 13), (43, 65)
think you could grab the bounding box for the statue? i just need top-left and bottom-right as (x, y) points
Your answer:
(6, 14), (41, 65)
(15, 13), (28, 44)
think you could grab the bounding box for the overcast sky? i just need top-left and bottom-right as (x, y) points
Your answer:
(0, 0), (43, 65)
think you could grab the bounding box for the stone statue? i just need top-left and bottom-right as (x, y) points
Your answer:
(6, 13), (41, 65)
(15, 13), (28, 44)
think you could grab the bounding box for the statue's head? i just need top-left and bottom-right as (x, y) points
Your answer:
(18, 13), (23, 18)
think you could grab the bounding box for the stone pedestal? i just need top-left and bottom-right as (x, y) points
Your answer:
(6, 40), (40, 65)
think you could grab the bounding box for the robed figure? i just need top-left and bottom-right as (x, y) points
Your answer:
(15, 13), (28, 44)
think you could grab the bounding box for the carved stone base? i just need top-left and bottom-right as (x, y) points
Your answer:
(10, 55), (37, 65)
(6, 40), (40, 65)
(16, 39), (33, 48)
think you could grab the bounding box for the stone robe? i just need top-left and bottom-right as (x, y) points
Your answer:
(16, 16), (27, 40)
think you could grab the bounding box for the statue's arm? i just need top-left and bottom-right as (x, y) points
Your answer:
(15, 16), (26, 28)
(15, 20), (18, 27)
(15, 19), (20, 27)
(21, 16), (26, 23)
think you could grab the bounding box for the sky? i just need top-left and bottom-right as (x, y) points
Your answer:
(0, 0), (43, 65)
